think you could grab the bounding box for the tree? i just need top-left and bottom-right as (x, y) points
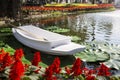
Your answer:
(0, 0), (21, 18)
(92, 0), (95, 4)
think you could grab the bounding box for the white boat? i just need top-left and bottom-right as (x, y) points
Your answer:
(12, 25), (85, 55)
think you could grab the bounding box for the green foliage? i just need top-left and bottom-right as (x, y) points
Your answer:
(110, 76), (120, 80)
(0, 44), (31, 64)
(22, 76), (31, 80)
(43, 26), (70, 33)
(0, 27), (12, 33)
(3, 44), (15, 55)
(75, 42), (120, 70)
(96, 76), (110, 80)
(70, 36), (81, 42)
(75, 42), (110, 62)
(96, 43), (120, 70)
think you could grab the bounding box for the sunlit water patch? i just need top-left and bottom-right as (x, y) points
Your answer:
(37, 10), (120, 44)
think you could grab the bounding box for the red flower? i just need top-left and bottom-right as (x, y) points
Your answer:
(1, 53), (13, 68)
(34, 68), (41, 74)
(9, 59), (25, 80)
(51, 57), (61, 74)
(65, 66), (71, 75)
(44, 65), (57, 80)
(71, 58), (83, 76)
(0, 48), (6, 54)
(24, 64), (30, 71)
(14, 48), (24, 60)
(0, 48), (7, 62)
(83, 67), (95, 76)
(86, 75), (95, 80)
(97, 63), (111, 76)
(43, 57), (61, 80)
(32, 52), (41, 66)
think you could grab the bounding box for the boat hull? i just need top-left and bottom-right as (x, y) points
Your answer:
(12, 25), (85, 55)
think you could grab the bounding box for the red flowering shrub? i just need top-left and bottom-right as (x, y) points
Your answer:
(1, 53), (13, 68)
(97, 63), (111, 76)
(65, 66), (71, 75)
(83, 67), (96, 76)
(14, 48), (24, 60)
(0, 48), (114, 79)
(44, 65), (57, 80)
(0, 48), (7, 62)
(71, 58), (83, 76)
(51, 57), (61, 74)
(9, 59), (25, 80)
(86, 75), (95, 80)
(31, 52), (41, 66)
(43, 57), (61, 80)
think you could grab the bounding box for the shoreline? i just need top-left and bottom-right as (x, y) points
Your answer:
(0, 4), (115, 27)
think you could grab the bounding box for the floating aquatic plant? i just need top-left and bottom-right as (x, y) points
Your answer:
(43, 26), (70, 33)
(75, 48), (109, 62)
(75, 42), (120, 70)
(0, 27), (11, 33)
(70, 36), (81, 42)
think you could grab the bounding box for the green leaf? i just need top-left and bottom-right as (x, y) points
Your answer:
(96, 76), (110, 80)
(75, 48), (109, 62)
(22, 57), (31, 64)
(23, 74), (40, 80)
(70, 36), (81, 42)
(75, 52), (97, 62)
(104, 59), (120, 70)
(43, 26), (70, 33)
(3, 44), (15, 55)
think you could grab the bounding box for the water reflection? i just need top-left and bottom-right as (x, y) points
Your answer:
(38, 10), (120, 44)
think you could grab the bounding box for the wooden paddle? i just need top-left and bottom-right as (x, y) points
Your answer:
(8, 23), (48, 41)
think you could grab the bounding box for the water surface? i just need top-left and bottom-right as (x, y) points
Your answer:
(37, 9), (120, 44)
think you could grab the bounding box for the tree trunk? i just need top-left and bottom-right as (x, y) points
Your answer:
(91, 0), (95, 4)
(0, 0), (8, 17)
(0, 0), (20, 18)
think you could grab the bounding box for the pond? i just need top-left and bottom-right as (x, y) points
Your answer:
(35, 9), (120, 45)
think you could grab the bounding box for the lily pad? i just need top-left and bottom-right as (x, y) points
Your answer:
(70, 36), (81, 42)
(104, 59), (120, 70)
(43, 26), (70, 33)
(75, 49), (109, 62)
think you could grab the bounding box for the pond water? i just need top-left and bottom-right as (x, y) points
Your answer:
(36, 9), (120, 45)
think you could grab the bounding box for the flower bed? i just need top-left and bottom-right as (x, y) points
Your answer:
(0, 48), (118, 80)
(22, 4), (114, 12)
